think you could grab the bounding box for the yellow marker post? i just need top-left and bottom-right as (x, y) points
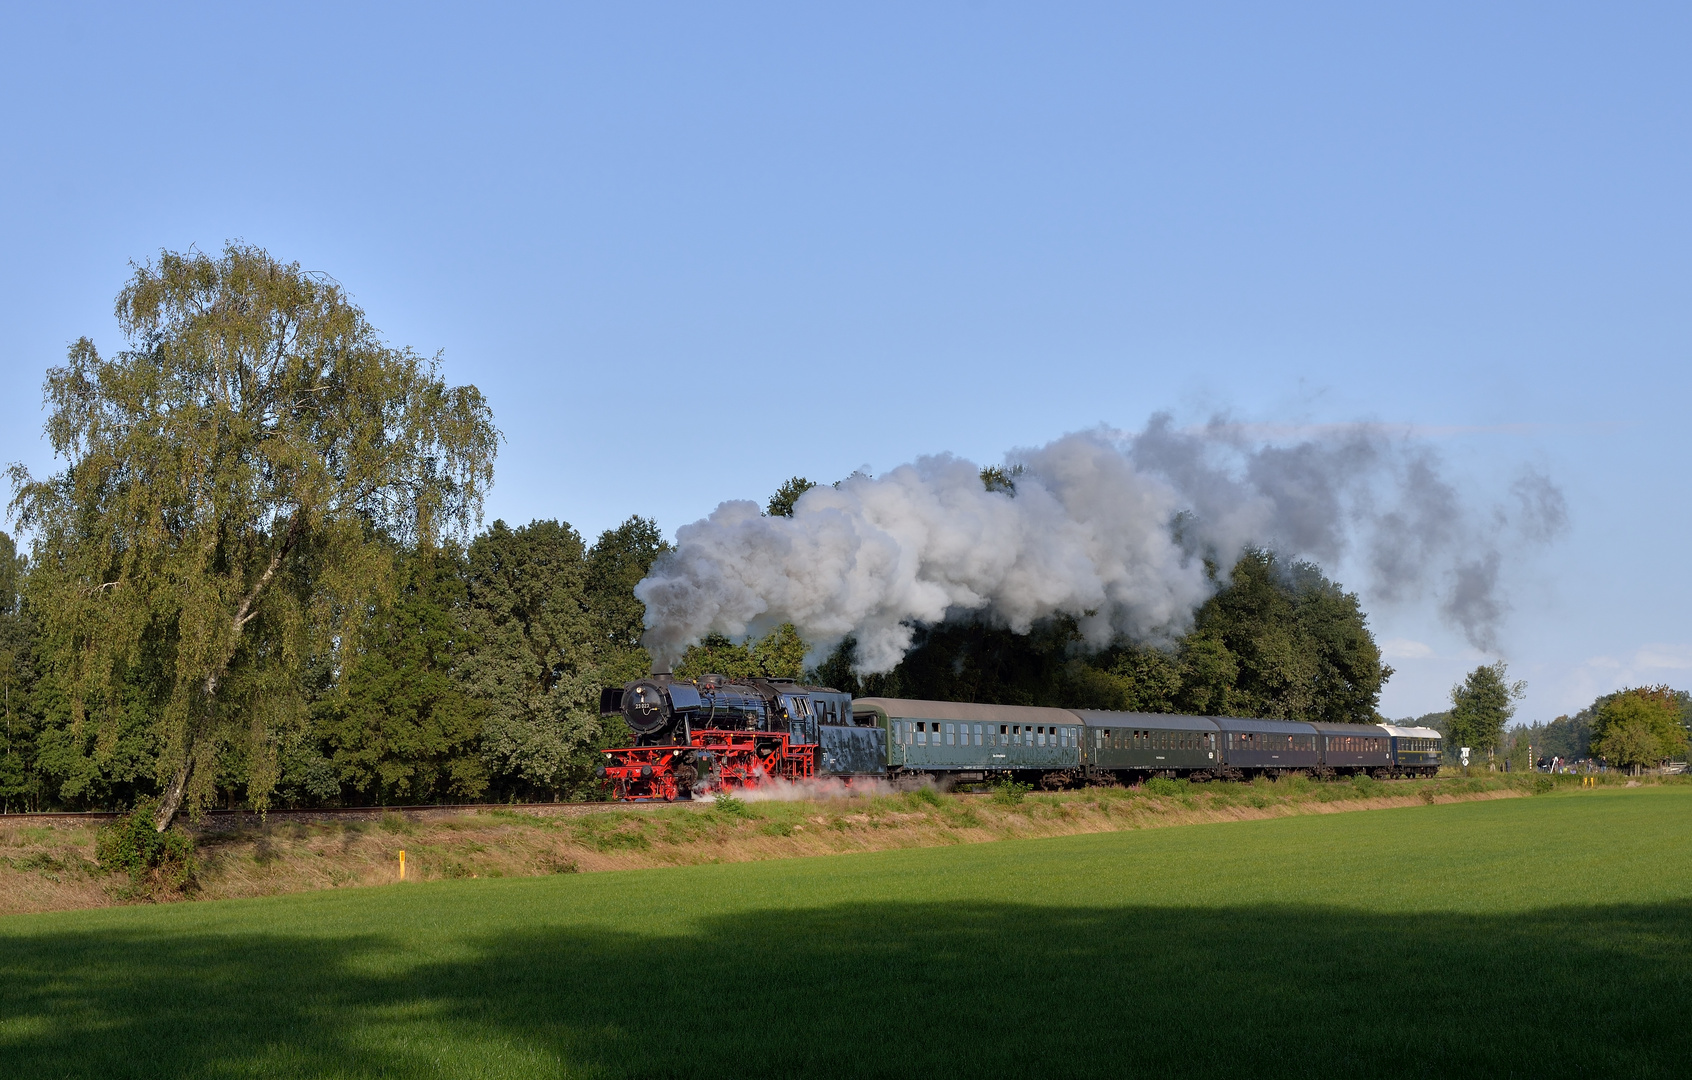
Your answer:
(399, 850), (406, 880)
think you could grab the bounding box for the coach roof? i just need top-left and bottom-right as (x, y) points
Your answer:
(1379, 724), (1443, 739)
(851, 698), (1078, 727)
(1308, 721), (1391, 735)
(1208, 716), (1317, 735)
(1068, 710), (1220, 731)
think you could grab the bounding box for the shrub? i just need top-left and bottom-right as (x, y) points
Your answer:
(378, 811), (417, 835)
(1533, 777), (1555, 795)
(1145, 777), (1189, 797)
(948, 806), (984, 828)
(1349, 774), (1383, 797)
(538, 853), (579, 874)
(904, 786), (944, 808)
(95, 800), (198, 892)
(990, 780), (1032, 806)
(713, 792), (751, 817)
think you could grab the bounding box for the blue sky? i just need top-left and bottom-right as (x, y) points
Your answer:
(2, 2), (1687, 722)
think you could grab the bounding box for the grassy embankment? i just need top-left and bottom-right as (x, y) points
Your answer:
(2, 784), (1689, 1078)
(0, 772), (1582, 915)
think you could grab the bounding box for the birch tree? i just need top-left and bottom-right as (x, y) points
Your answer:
(9, 245), (497, 828)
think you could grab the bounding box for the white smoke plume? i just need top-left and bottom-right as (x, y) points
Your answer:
(635, 415), (1566, 671)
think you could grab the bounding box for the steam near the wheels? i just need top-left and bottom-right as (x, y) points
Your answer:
(635, 415), (1567, 673)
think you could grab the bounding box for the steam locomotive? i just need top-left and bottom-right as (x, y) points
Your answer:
(596, 675), (1442, 800)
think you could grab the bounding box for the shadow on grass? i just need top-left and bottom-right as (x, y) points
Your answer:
(2, 899), (1687, 1078)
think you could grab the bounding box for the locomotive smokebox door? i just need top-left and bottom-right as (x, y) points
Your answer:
(622, 680), (671, 735)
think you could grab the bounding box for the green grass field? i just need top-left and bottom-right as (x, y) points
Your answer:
(2, 787), (1688, 1078)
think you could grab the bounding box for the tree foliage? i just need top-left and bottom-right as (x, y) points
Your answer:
(584, 517), (667, 687)
(675, 625), (807, 681)
(1591, 686), (1687, 771)
(459, 520), (601, 797)
(315, 545), (487, 804)
(1510, 712), (1591, 764)
(1448, 662), (1526, 757)
(0, 530), (42, 810)
(765, 478), (816, 518)
(8, 244), (498, 825)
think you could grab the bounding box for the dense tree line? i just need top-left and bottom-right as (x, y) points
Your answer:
(0, 247), (1402, 816)
(0, 519), (668, 813)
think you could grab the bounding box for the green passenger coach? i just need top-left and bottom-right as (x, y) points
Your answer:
(853, 698), (1083, 779)
(1071, 711), (1220, 776)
